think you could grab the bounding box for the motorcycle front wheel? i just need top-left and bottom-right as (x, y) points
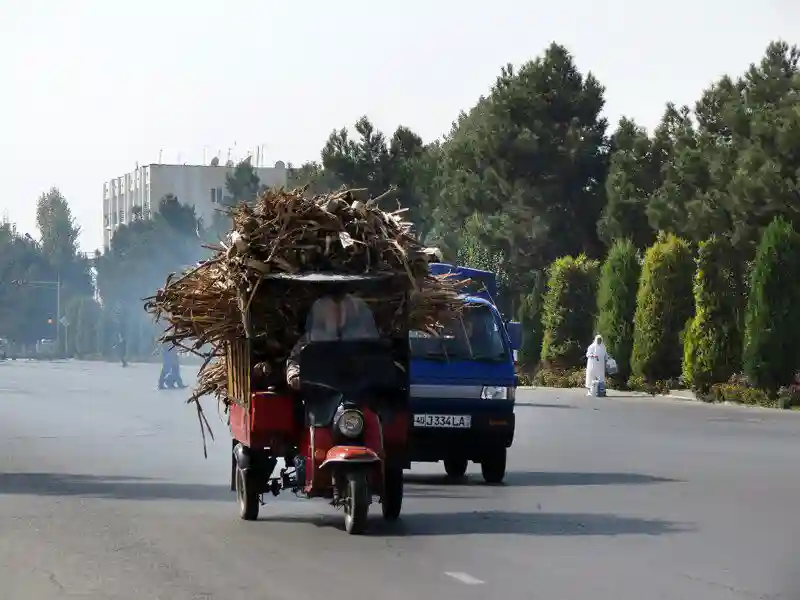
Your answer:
(343, 470), (369, 535)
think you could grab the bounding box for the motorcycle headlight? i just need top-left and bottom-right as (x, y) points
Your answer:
(337, 409), (364, 438)
(481, 386), (510, 400)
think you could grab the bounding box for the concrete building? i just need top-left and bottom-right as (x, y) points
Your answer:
(102, 161), (288, 249)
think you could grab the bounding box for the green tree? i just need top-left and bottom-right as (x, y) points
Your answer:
(743, 217), (800, 391)
(436, 43), (609, 298)
(94, 195), (205, 360)
(631, 233), (695, 382)
(0, 222), (57, 344)
(207, 158), (262, 240)
(540, 254), (601, 370)
(683, 235), (745, 392)
(641, 42), (800, 254)
(596, 238), (641, 381)
(456, 214), (513, 314)
(322, 116), (391, 198)
(64, 295), (103, 357)
(321, 117), (433, 234)
(224, 157), (262, 205)
(517, 272), (546, 370)
(598, 118), (660, 249)
(406, 141), (444, 242)
(286, 161), (338, 194)
(34, 187), (92, 305)
(36, 187), (80, 266)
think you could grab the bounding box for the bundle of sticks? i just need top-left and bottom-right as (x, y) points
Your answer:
(144, 186), (463, 421)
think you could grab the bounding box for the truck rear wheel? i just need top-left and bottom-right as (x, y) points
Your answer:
(444, 457), (468, 479)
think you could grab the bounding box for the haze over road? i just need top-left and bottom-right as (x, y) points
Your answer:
(1, 360), (799, 599)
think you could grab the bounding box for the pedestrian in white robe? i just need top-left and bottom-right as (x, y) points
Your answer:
(585, 334), (607, 394)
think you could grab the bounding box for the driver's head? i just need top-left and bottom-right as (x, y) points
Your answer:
(317, 296), (342, 330)
(310, 294), (351, 335)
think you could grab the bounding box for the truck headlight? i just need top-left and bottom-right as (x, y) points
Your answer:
(337, 409), (364, 438)
(481, 386), (510, 400)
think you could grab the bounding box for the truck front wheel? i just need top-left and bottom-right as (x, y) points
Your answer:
(480, 448), (507, 484)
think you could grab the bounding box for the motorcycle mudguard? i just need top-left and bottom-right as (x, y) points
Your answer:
(318, 445), (381, 470)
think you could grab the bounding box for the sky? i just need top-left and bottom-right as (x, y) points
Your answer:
(1, 0), (798, 253)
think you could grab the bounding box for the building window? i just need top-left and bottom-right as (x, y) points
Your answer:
(210, 188), (216, 204)
(217, 187), (223, 203)
(104, 215), (110, 227)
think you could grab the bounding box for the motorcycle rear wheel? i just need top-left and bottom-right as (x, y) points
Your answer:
(235, 466), (260, 521)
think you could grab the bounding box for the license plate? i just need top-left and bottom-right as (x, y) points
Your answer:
(413, 414), (471, 428)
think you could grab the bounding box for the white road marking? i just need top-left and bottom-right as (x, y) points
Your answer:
(444, 571), (485, 585)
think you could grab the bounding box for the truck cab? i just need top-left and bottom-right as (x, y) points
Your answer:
(407, 263), (521, 484)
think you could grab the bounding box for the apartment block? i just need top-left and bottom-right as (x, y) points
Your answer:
(102, 161), (287, 249)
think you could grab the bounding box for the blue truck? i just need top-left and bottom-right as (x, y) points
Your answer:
(406, 263), (521, 484)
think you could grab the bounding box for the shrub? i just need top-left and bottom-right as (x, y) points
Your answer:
(683, 235), (745, 393)
(540, 255), (601, 370)
(706, 383), (774, 407)
(777, 386), (800, 409)
(626, 375), (670, 396)
(596, 238), (641, 381)
(743, 217), (800, 392)
(631, 233), (694, 382)
(532, 367), (585, 388)
(517, 372), (534, 386)
(699, 373), (800, 409)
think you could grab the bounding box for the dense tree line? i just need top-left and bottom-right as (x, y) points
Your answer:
(2, 39), (798, 376)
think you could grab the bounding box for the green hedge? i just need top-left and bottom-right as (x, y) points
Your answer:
(540, 254), (600, 370)
(532, 367), (585, 388)
(596, 238), (640, 381)
(631, 233), (694, 383)
(743, 217), (800, 392)
(683, 235), (745, 393)
(518, 271), (545, 370)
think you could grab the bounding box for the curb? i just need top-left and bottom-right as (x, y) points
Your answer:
(519, 386), (800, 413)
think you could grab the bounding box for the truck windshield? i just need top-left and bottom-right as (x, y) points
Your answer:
(409, 304), (508, 362)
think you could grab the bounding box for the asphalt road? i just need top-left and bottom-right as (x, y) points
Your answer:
(1, 360), (800, 599)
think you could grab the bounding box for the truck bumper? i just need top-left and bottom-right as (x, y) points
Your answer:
(408, 411), (515, 462)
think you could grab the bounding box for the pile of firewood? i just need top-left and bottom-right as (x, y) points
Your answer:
(144, 186), (462, 414)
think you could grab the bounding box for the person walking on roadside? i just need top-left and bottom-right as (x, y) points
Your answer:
(585, 334), (607, 396)
(115, 332), (128, 367)
(158, 344), (185, 389)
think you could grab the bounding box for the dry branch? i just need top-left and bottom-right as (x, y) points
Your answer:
(144, 186), (462, 437)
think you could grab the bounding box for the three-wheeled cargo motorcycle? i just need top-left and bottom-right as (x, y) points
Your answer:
(227, 272), (410, 535)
